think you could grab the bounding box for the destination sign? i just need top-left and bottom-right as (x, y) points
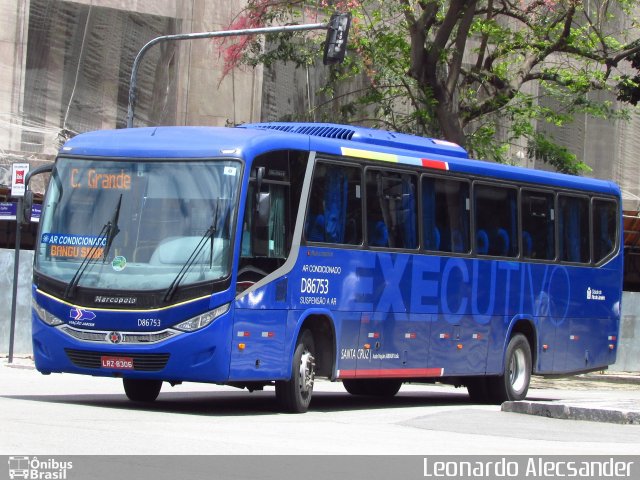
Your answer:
(70, 168), (131, 190)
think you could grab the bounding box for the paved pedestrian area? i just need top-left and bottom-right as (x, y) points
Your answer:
(503, 373), (640, 424)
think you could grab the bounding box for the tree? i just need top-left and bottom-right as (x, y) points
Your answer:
(221, 0), (640, 174)
(617, 45), (640, 104)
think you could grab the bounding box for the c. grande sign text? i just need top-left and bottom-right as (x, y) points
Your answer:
(70, 168), (131, 190)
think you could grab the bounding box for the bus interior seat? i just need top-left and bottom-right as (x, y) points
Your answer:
(325, 210), (341, 243)
(370, 221), (389, 247)
(476, 229), (489, 255)
(569, 240), (581, 262)
(400, 177), (417, 248)
(306, 214), (326, 242)
(423, 225), (440, 250)
(522, 231), (533, 257)
(344, 218), (358, 244)
(306, 166), (348, 244)
(495, 228), (510, 256)
(324, 167), (348, 244)
(564, 206), (581, 262)
(451, 229), (465, 253)
(135, 199), (186, 262)
(433, 227), (441, 250)
(150, 236), (226, 265)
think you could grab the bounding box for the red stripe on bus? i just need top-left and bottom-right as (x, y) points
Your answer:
(338, 368), (443, 379)
(421, 159), (449, 170)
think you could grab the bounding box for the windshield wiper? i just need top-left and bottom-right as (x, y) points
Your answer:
(64, 195), (123, 299)
(163, 201), (223, 303)
(103, 194), (122, 261)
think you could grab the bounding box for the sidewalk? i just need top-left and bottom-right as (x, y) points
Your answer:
(503, 372), (640, 424)
(2, 356), (34, 369)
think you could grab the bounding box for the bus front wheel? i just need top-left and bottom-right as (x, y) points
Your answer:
(123, 378), (162, 402)
(489, 333), (532, 403)
(275, 329), (316, 413)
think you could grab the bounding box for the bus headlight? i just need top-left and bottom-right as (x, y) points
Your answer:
(34, 303), (64, 326)
(174, 303), (230, 332)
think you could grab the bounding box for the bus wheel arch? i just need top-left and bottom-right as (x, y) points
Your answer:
(276, 329), (316, 413)
(295, 313), (336, 379)
(466, 319), (536, 404)
(508, 318), (537, 374)
(489, 330), (533, 403)
(275, 313), (336, 413)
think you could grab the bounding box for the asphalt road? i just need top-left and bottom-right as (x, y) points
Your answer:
(1, 360), (639, 456)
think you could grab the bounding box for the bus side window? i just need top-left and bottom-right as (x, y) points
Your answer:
(474, 184), (518, 257)
(593, 198), (617, 263)
(305, 162), (362, 245)
(365, 169), (417, 249)
(422, 176), (470, 253)
(558, 195), (590, 263)
(521, 190), (555, 260)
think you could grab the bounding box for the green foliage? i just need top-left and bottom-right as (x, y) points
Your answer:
(617, 45), (640, 105)
(224, 0), (640, 175)
(527, 133), (592, 175)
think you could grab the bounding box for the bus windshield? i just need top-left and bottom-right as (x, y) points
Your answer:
(35, 157), (241, 294)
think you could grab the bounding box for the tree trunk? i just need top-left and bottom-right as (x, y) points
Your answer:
(435, 96), (466, 148)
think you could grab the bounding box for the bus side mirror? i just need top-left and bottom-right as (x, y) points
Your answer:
(323, 12), (351, 65)
(19, 190), (34, 225)
(17, 163), (52, 225)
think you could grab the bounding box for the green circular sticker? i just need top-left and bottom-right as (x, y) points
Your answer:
(112, 256), (127, 272)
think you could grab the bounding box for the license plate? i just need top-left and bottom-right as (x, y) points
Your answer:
(101, 356), (134, 370)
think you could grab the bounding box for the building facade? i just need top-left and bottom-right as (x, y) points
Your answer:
(0, 0), (262, 248)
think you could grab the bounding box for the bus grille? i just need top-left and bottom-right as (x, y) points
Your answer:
(64, 349), (170, 371)
(59, 326), (177, 344)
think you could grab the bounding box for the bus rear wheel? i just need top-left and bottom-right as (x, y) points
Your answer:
(123, 379), (162, 402)
(488, 333), (532, 403)
(275, 329), (315, 413)
(343, 379), (402, 397)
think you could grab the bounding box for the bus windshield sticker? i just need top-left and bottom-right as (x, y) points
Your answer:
(112, 256), (127, 272)
(42, 233), (107, 259)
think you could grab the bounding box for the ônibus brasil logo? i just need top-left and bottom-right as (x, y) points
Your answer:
(8, 456), (72, 479)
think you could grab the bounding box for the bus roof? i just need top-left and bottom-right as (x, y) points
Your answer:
(243, 122), (620, 197)
(243, 122), (469, 159)
(61, 123), (620, 197)
(60, 125), (311, 160)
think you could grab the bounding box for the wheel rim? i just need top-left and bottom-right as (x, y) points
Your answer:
(298, 350), (315, 394)
(509, 348), (527, 394)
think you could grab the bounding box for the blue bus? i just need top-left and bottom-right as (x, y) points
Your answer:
(30, 123), (622, 412)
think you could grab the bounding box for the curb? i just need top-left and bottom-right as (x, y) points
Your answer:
(502, 401), (640, 425)
(579, 374), (640, 385)
(4, 362), (36, 370)
(1, 357), (36, 370)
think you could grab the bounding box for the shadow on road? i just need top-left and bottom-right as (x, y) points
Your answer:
(0, 386), (520, 417)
